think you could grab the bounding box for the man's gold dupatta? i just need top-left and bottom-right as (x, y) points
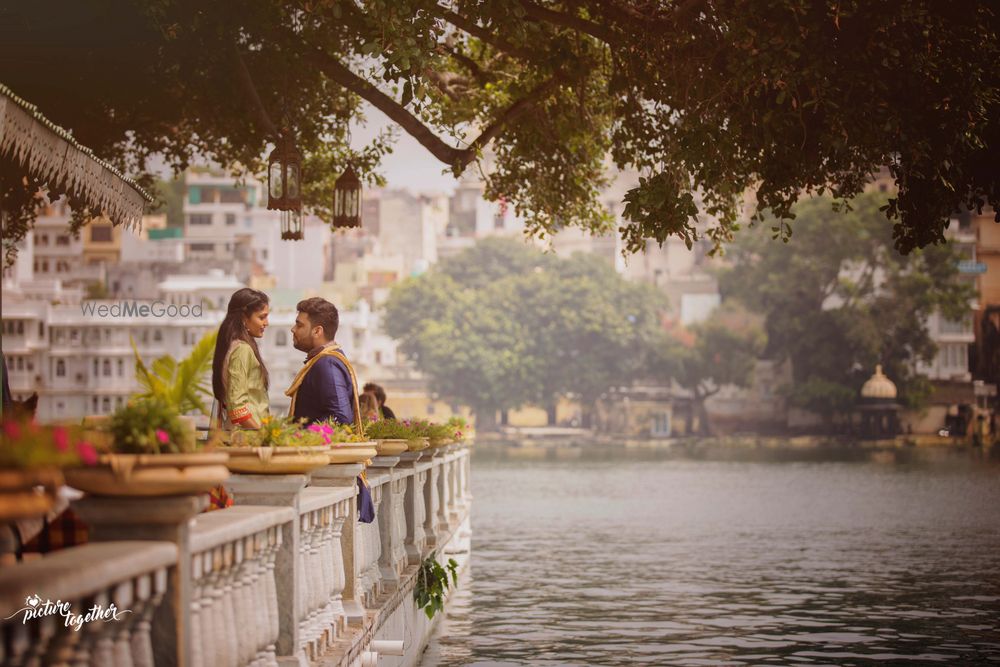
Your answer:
(285, 344), (365, 437)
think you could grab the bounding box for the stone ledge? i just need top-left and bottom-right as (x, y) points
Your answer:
(190, 505), (296, 553)
(0, 541), (177, 618)
(300, 486), (355, 514)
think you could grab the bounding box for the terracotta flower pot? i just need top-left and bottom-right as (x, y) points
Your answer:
(0, 468), (63, 522)
(224, 446), (331, 474)
(374, 439), (408, 456)
(64, 452), (230, 497)
(327, 443), (378, 465)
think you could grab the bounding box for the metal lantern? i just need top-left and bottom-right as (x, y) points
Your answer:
(267, 132), (302, 212)
(280, 206), (303, 241)
(332, 165), (362, 228)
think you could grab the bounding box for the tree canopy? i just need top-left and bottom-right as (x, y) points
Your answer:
(720, 191), (975, 422)
(382, 237), (664, 427)
(1, 1), (996, 259)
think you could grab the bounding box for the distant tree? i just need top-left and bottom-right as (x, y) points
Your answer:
(721, 191), (974, 427)
(383, 238), (665, 428)
(652, 306), (765, 435)
(3, 1), (996, 262)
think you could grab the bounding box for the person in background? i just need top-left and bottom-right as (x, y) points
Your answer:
(359, 391), (381, 422)
(363, 382), (396, 420)
(212, 288), (272, 430)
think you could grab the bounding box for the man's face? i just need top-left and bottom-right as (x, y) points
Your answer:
(291, 312), (321, 352)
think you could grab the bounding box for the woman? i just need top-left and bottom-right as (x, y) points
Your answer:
(359, 391), (381, 423)
(212, 288), (271, 430)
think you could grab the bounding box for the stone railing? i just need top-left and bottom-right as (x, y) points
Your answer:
(0, 541), (175, 667)
(0, 444), (472, 667)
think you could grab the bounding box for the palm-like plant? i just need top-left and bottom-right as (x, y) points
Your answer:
(131, 331), (217, 415)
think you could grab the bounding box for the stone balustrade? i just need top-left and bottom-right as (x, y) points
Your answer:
(0, 541), (175, 667)
(189, 505), (294, 667)
(0, 445), (473, 667)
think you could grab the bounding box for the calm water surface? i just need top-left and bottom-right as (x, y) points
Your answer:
(421, 446), (1000, 666)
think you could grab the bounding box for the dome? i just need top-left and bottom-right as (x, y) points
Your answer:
(860, 364), (898, 400)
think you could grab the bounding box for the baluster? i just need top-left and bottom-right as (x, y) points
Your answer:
(264, 527), (281, 661)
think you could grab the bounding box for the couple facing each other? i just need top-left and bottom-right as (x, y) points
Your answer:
(210, 288), (393, 432)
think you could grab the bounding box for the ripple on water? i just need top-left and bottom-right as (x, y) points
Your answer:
(420, 454), (1000, 666)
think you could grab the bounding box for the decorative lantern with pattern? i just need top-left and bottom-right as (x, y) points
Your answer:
(332, 165), (362, 229)
(266, 132), (302, 212)
(280, 207), (303, 241)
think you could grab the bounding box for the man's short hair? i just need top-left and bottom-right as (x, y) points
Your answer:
(296, 297), (339, 340)
(363, 382), (386, 405)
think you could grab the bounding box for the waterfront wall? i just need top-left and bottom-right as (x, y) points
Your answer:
(0, 445), (472, 667)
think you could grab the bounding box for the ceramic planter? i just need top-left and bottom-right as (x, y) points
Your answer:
(327, 443), (378, 465)
(224, 446), (331, 474)
(406, 437), (430, 452)
(0, 468), (63, 522)
(64, 452), (230, 497)
(375, 439), (408, 456)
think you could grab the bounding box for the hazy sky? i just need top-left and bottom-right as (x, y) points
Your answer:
(353, 105), (459, 195)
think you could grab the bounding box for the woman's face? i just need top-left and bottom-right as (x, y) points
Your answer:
(244, 304), (270, 338)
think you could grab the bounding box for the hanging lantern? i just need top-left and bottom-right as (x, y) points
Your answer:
(332, 164), (362, 229)
(280, 206), (303, 241)
(267, 131), (302, 212)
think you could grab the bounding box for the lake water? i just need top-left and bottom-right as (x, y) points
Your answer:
(420, 445), (1000, 666)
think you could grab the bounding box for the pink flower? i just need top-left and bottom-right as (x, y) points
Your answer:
(3, 421), (21, 439)
(53, 427), (69, 452)
(77, 442), (98, 466)
(308, 424), (323, 433)
(155, 429), (170, 444)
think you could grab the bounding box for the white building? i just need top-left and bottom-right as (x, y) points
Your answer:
(183, 170), (331, 290)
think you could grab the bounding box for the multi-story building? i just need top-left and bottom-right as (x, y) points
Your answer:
(28, 201), (105, 289)
(2, 276), (398, 423)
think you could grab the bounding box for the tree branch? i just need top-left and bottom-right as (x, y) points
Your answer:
(232, 45), (280, 138)
(427, 5), (538, 61)
(304, 46), (562, 171)
(517, 0), (617, 44)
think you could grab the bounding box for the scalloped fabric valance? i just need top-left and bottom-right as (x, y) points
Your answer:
(0, 83), (151, 229)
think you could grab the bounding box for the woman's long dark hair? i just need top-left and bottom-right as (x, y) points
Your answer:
(212, 288), (270, 405)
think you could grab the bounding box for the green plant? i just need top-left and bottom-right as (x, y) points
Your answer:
(364, 419), (418, 440)
(425, 422), (453, 444)
(315, 420), (368, 443)
(109, 399), (192, 454)
(131, 330), (217, 415)
(445, 416), (467, 441)
(229, 415), (326, 448)
(0, 418), (98, 468)
(413, 551), (458, 620)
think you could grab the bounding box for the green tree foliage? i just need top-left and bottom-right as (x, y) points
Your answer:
(720, 191), (974, 423)
(651, 306), (766, 435)
(2, 1), (996, 260)
(383, 238), (664, 428)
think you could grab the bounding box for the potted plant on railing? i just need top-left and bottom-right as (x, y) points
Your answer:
(0, 419), (98, 521)
(364, 419), (422, 456)
(446, 416), (471, 444)
(79, 332), (218, 447)
(63, 398), (230, 497)
(222, 416), (332, 474)
(317, 421), (380, 464)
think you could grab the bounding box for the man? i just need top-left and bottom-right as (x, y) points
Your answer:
(363, 382), (396, 420)
(286, 297), (374, 523)
(286, 297), (361, 427)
